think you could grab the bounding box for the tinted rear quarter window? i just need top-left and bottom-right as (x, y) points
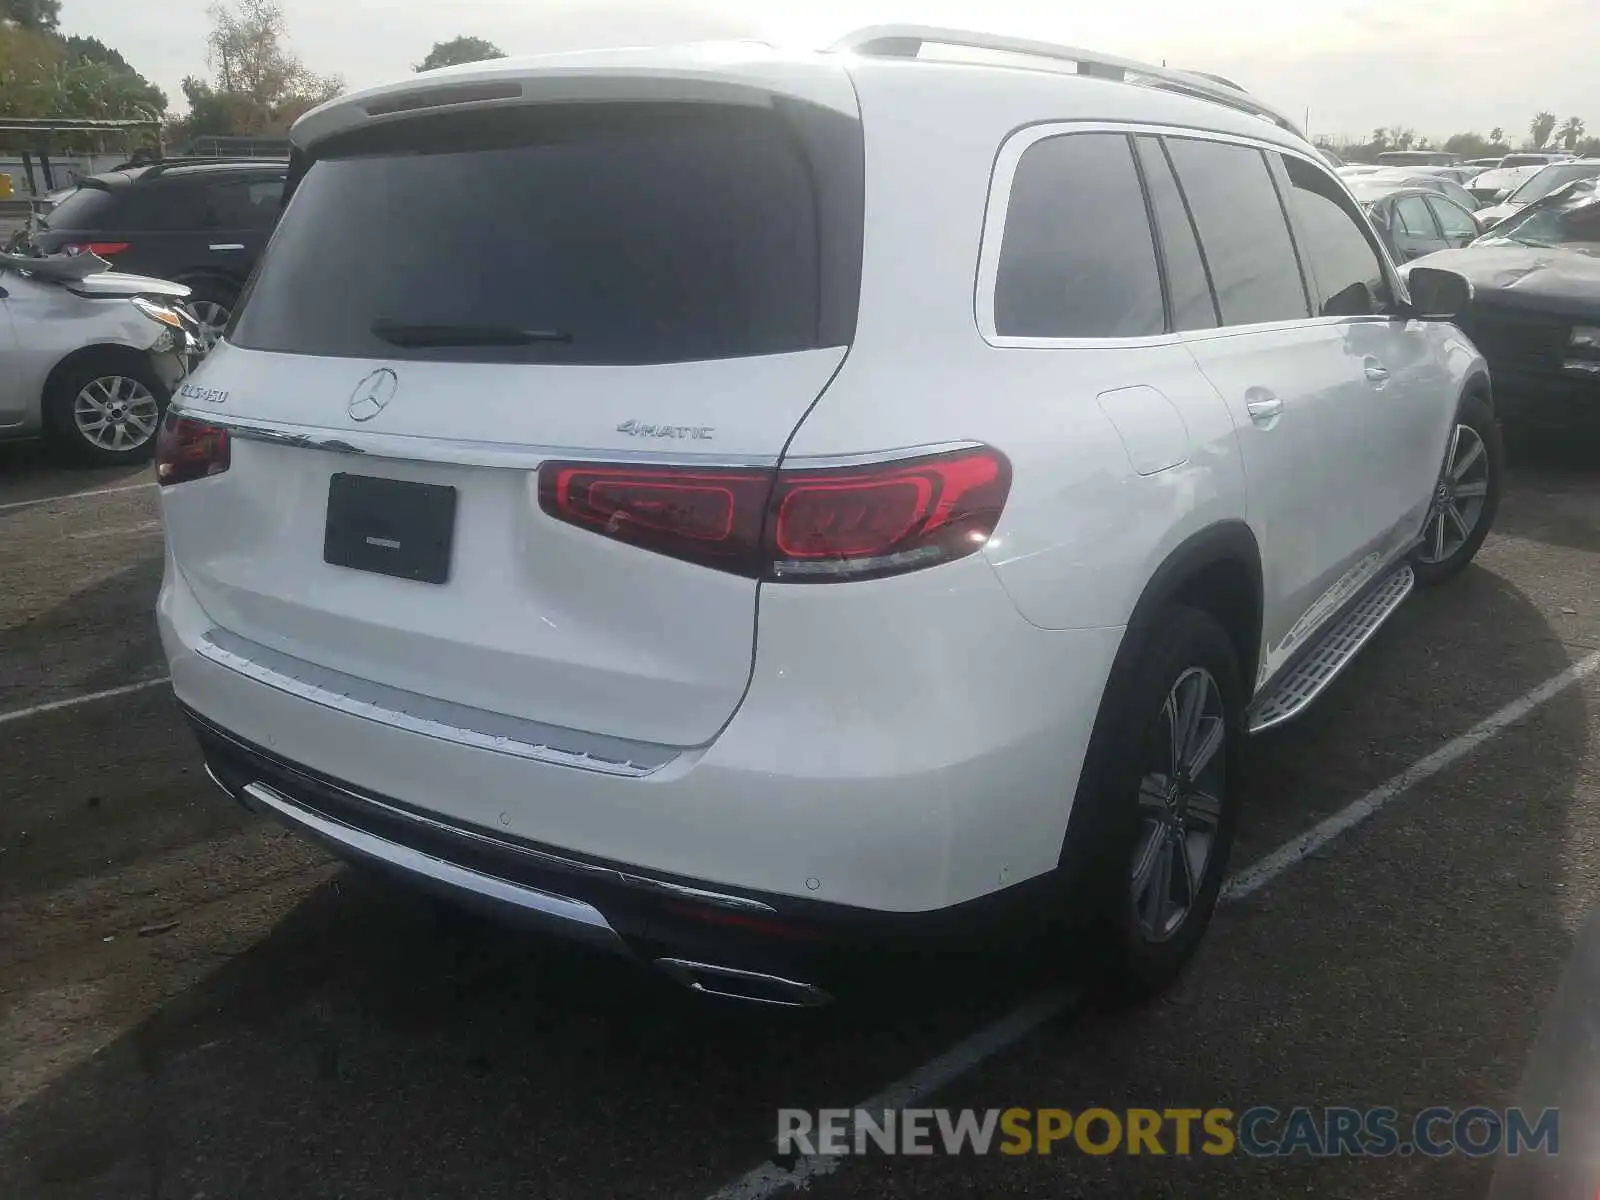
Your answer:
(1164, 138), (1310, 326)
(993, 132), (1163, 338)
(1134, 135), (1218, 330)
(232, 103), (856, 364)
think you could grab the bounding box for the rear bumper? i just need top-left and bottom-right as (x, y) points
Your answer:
(189, 705), (1073, 1000)
(158, 547), (1123, 917)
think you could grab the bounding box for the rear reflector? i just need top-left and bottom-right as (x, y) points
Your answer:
(538, 446), (1010, 582)
(156, 414), (230, 486)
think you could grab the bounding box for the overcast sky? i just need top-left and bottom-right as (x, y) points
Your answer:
(57, 0), (1596, 143)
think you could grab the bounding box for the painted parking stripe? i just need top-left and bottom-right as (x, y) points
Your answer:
(67, 519), (163, 541)
(706, 647), (1600, 1200)
(0, 480), (156, 513)
(0, 676), (170, 726)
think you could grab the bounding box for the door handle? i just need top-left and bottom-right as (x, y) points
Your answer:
(208, 243), (245, 251)
(1245, 396), (1284, 424)
(1364, 358), (1391, 385)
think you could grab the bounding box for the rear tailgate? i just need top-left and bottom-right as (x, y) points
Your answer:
(162, 66), (863, 750)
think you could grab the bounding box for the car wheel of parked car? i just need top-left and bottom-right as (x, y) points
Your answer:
(1411, 393), (1502, 585)
(1072, 605), (1244, 1002)
(182, 281), (238, 353)
(45, 352), (169, 465)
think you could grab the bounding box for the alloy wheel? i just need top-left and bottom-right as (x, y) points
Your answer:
(1131, 667), (1227, 943)
(187, 300), (230, 353)
(73, 375), (160, 453)
(1417, 423), (1490, 565)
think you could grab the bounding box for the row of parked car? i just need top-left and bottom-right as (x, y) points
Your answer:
(0, 157), (285, 462)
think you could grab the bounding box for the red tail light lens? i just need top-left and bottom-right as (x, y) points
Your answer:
(769, 450), (1010, 580)
(539, 464), (771, 573)
(537, 446), (1010, 583)
(156, 413), (230, 486)
(65, 242), (131, 258)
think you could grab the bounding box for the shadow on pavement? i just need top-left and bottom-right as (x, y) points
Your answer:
(0, 557), (167, 714)
(0, 439), (151, 507)
(0, 862), (1056, 1199)
(1493, 427), (1600, 557)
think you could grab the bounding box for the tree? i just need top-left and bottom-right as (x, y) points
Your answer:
(1444, 131), (1493, 158)
(0, 0), (60, 32)
(415, 35), (506, 72)
(1490, 126), (1504, 144)
(1530, 111), (1557, 149)
(179, 0), (342, 136)
(1369, 127), (1391, 152)
(1560, 116), (1586, 152)
(0, 24), (165, 122)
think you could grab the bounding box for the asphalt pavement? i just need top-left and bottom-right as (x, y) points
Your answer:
(1, 431), (1597, 1199)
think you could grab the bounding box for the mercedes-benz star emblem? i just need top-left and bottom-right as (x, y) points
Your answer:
(348, 368), (399, 422)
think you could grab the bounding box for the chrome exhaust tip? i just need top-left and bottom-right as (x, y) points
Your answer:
(655, 958), (832, 1008)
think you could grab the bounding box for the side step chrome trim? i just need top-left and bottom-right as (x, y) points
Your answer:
(196, 628), (676, 778)
(231, 778), (630, 954)
(655, 959), (833, 1008)
(1249, 565), (1415, 733)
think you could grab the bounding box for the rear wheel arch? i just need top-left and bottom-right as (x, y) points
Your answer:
(1054, 522), (1262, 877)
(42, 341), (160, 406)
(1124, 521), (1265, 693)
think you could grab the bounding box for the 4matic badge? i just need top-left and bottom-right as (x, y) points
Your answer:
(616, 420), (714, 441)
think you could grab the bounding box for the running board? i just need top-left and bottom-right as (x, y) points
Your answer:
(1249, 565), (1415, 733)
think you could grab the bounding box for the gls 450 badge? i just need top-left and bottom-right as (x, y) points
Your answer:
(178, 383), (229, 404)
(617, 420), (714, 441)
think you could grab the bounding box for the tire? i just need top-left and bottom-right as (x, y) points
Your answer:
(1062, 605), (1245, 1004)
(181, 278), (240, 354)
(1412, 392), (1502, 586)
(43, 350), (170, 466)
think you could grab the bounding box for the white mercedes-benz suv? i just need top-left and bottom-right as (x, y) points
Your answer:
(156, 27), (1500, 1007)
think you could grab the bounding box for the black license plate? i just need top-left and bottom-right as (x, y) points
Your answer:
(323, 473), (457, 584)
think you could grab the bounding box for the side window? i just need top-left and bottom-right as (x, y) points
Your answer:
(1394, 196), (1437, 238)
(1163, 138), (1310, 326)
(123, 184), (208, 231)
(204, 180), (276, 228)
(1134, 136), (1219, 330)
(1428, 196), (1478, 240)
(1279, 154), (1387, 317)
(993, 132), (1164, 338)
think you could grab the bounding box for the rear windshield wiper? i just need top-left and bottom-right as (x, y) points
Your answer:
(370, 320), (573, 348)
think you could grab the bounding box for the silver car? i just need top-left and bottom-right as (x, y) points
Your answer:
(0, 252), (196, 463)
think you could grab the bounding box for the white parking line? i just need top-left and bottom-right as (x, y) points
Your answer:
(67, 519), (163, 541)
(0, 481), (156, 514)
(0, 676), (171, 726)
(707, 647), (1600, 1200)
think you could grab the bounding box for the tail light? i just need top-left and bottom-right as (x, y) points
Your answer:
(537, 446), (1010, 583)
(64, 242), (130, 258)
(156, 413), (230, 486)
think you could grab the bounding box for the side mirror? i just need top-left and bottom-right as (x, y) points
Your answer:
(1405, 266), (1472, 319)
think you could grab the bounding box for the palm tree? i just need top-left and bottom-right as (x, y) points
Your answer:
(1560, 117), (1587, 152)
(1489, 126), (1504, 146)
(1531, 111), (1557, 149)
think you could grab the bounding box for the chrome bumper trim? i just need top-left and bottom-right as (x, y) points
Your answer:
(198, 727), (775, 915)
(234, 777), (629, 953)
(195, 628), (673, 777)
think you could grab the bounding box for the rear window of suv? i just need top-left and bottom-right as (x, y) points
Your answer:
(230, 103), (861, 365)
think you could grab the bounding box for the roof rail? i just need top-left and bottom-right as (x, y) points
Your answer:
(831, 25), (1302, 137)
(135, 156), (289, 175)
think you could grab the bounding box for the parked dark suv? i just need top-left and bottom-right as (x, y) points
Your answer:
(28, 159), (286, 350)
